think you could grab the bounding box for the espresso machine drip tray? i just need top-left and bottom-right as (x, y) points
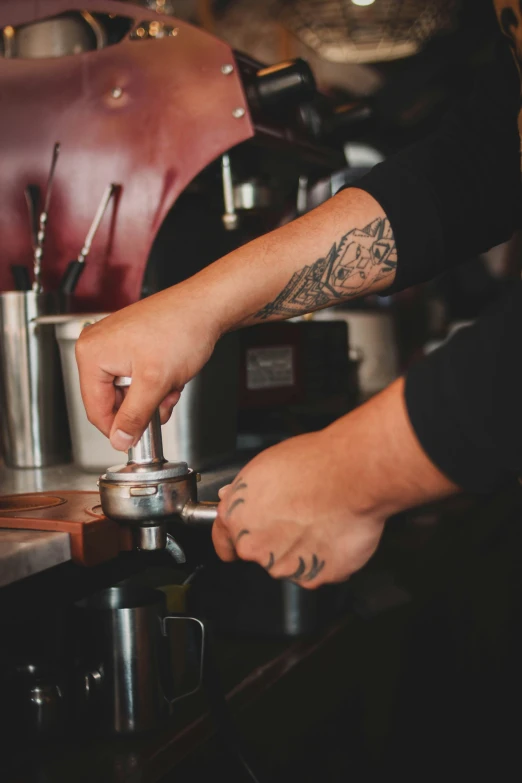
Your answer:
(0, 491), (128, 566)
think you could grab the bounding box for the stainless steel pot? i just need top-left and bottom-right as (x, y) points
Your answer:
(0, 292), (71, 468)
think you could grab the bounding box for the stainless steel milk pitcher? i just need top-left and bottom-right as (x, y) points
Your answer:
(75, 585), (204, 734)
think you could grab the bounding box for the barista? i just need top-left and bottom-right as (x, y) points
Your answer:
(77, 3), (522, 588)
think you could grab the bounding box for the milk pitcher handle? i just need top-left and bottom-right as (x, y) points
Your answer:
(162, 616), (205, 705)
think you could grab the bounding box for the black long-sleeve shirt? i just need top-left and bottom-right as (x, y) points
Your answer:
(356, 38), (522, 492)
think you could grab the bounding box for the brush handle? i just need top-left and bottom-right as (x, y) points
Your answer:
(10, 265), (31, 291)
(60, 260), (85, 296)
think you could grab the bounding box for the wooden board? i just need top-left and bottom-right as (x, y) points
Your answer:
(0, 490), (132, 566)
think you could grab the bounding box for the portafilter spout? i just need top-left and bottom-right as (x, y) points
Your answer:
(98, 377), (218, 559)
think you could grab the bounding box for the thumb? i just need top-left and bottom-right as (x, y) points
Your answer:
(110, 372), (170, 451)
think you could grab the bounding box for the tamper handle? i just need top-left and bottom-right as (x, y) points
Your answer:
(114, 377), (165, 466)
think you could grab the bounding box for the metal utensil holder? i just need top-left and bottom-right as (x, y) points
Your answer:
(0, 291), (70, 468)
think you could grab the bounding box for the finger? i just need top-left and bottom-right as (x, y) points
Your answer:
(212, 517), (238, 562)
(158, 390), (182, 424)
(218, 473), (247, 504)
(222, 513), (305, 570)
(270, 544), (329, 589)
(77, 367), (117, 438)
(218, 484), (232, 500)
(110, 369), (171, 451)
(75, 327), (125, 437)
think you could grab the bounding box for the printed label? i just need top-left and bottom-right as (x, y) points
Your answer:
(246, 346), (294, 390)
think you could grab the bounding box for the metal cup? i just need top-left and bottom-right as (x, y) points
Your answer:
(0, 291), (71, 468)
(75, 585), (204, 735)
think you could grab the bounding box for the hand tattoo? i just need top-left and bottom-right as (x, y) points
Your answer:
(254, 217), (397, 320)
(235, 529), (250, 543)
(226, 498), (245, 518)
(225, 476), (249, 521)
(230, 480), (248, 495)
(288, 557), (306, 579)
(303, 554), (325, 582)
(223, 475), (326, 583)
(284, 554), (326, 582)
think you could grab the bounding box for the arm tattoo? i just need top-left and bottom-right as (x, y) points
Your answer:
(254, 217), (397, 320)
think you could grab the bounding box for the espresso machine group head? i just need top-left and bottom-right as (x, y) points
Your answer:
(99, 377), (218, 561)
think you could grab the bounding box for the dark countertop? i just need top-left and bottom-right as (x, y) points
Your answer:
(2, 467), (520, 782)
(3, 612), (369, 783)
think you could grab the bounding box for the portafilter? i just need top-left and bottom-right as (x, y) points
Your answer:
(99, 377), (218, 560)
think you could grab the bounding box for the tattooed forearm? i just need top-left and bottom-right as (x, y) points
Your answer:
(254, 217), (397, 320)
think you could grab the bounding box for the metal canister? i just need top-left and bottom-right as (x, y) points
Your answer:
(75, 585), (204, 735)
(0, 291), (70, 468)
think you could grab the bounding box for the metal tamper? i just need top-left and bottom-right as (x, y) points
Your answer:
(99, 377), (218, 561)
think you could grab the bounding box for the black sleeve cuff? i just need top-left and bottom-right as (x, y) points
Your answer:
(405, 347), (505, 493)
(404, 283), (522, 493)
(355, 161), (444, 294)
(350, 39), (522, 294)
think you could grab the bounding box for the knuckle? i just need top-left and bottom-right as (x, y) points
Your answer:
(330, 564), (351, 584)
(75, 332), (97, 365)
(140, 366), (165, 388)
(118, 408), (145, 431)
(74, 337), (88, 362)
(299, 576), (325, 591)
(85, 409), (97, 427)
(76, 323), (95, 346)
(212, 522), (237, 563)
(235, 536), (258, 561)
(296, 580), (315, 591)
(268, 562), (288, 580)
(216, 501), (230, 522)
(213, 516), (229, 537)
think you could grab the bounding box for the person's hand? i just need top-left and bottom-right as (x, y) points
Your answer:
(212, 379), (459, 588)
(214, 430), (386, 588)
(75, 283), (222, 452)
